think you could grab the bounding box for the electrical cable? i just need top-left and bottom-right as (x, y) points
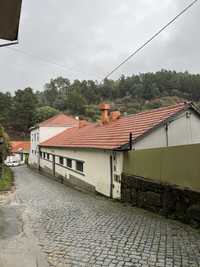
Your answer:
(104, 0), (199, 80)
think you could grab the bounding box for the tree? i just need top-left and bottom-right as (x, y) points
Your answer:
(10, 88), (38, 133)
(0, 126), (10, 178)
(34, 106), (59, 123)
(66, 91), (86, 115)
(0, 92), (12, 128)
(43, 77), (71, 107)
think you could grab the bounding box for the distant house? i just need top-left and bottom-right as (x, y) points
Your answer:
(6, 141), (30, 165)
(29, 114), (79, 168)
(39, 102), (200, 199)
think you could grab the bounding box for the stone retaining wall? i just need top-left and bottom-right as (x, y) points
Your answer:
(121, 174), (200, 228)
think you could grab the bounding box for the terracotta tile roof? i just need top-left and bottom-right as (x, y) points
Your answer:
(40, 102), (193, 150)
(39, 114), (79, 127)
(11, 141), (30, 153)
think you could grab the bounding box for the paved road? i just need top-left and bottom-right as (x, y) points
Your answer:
(1, 166), (200, 267)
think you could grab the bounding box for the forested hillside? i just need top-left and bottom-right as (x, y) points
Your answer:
(1, 70), (200, 139)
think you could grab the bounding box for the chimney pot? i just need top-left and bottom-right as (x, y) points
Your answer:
(110, 111), (121, 121)
(99, 103), (110, 124)
(99, 103), (110, 111)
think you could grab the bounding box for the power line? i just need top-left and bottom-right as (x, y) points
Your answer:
(0, 40), (18, 48)
(104, 0), (199, 80)
(6, 46), (74, 72)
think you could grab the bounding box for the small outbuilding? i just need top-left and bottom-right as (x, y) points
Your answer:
(6, 141), (30, 165)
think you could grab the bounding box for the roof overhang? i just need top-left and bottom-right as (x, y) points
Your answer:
(0, 0), (22, 41)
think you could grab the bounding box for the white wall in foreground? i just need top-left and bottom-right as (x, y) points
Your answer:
(40, 147), (112, 197)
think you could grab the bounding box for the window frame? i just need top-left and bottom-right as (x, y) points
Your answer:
(66, 158), (72, 168)
(76, 160), (84, 173)
(59, 156), (64, 165)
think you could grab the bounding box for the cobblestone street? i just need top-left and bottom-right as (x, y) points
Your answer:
(3, 166), (200, 267)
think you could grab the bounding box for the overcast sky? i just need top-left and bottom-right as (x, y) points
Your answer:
(0, 0), (199, 93)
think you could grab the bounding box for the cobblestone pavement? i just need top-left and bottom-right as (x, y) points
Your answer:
(13, 166), (200, 267)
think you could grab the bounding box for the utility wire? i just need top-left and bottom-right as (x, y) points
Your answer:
(104, 0), (199, 80)
(6, 46), (74, 72)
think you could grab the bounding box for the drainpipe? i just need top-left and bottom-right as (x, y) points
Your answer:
(165, 123), (169, 147)
(129, 132), (133, 150)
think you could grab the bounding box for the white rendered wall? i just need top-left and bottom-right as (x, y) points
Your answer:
(40, 127), (70, 142)
(40, 147), (112, 197)
(134, 110), (200, 150)
(29, 128), (39, 166)
(29, 126), (71, 166)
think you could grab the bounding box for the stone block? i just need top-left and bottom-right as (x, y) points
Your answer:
(138, 191), (161, 212)
(186, 205), (200, 222)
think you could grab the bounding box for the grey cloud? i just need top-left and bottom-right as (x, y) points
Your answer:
(0, 0), (199, 93)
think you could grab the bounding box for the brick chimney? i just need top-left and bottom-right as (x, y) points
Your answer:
(99, 103), (110, 124)
(110, 111), (121, 122)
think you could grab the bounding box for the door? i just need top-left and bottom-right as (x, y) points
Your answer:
(112, 152), (121, 199)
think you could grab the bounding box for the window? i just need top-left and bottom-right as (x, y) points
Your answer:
(59, 156), (64, 165)
(76, 161), (84, 172)
(40, 151), (42, 157)
(47, 153), (50, 160)
(66, 158), (72, 168)
(114, 174), (121, 183)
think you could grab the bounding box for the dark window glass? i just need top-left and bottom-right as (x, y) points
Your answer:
(40, 151), (42, 157)
(59, 156), (64, 165)
(66, 158), (72, 168)
(76, 161), (84, 172)
(47, 153), (50, 160)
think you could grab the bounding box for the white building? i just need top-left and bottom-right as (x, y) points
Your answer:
(29, 114), (79, 168)
(39, 102), (200, 199)
(5, 141), (30, 165)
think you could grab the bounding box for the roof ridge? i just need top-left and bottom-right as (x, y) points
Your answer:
(123, 101), (190, 119)
(39, 113), (78, 127)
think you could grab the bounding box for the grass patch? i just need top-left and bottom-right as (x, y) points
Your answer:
(0, 167), (14, 191)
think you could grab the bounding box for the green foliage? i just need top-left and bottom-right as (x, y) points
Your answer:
(0, 167), (13, 191)
(34, 106), (60, 123)
(10, 87), (38, 134)
(66, 90), (86, 115)
(0, 92), (12, 127)
(1, 70), (200, 138)
(0, 126), (11, 160)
